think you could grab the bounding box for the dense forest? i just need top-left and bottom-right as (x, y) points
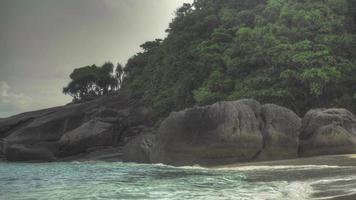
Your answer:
(65, 0), (356, 118)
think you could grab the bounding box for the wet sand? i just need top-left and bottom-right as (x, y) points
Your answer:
(215, 154), (356, 200)
(215, 154), (356, 168)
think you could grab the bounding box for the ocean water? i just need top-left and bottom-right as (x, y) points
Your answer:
(0, 162), (355, 200)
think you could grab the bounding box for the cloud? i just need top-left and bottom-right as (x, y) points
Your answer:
(0, 81), (33, 117)
(0, 0), (193, 118)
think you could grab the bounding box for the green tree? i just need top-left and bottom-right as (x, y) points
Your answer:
(119, 0), (356, 117)
(63, 62), (119, 102)
(115, 63), (124, 88)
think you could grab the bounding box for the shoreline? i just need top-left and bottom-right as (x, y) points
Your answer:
(1, 154), (356, 168)
(213, 154), (356, 169)
(1, 154), (356, 200)
(211, 154), (356, 200)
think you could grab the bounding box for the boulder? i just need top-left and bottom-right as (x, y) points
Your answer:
(150, 100), (264, 166)
(4, 107), (86, 148)
(5, 93), (355, 165)
(122, 134), (156, 163)
(259, 104), (301, 160)
(299, 109), (356, 156)
(0, 93), (154, 162)
(5, 144), (56, 162)
(59, 119), (115, 156)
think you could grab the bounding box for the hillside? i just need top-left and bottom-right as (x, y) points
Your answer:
(122, 0), (356, 118)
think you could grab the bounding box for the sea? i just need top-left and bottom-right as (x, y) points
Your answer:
(0, 162), (355, 200)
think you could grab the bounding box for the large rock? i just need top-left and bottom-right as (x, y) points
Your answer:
(122, 134), (156, 163)
(148, 99), (302, 166)
(5, 144), (56, 162)
(299, 109), (356, 156)
(259, 104), (301, 160)
(59, 119), (116, 156)
(150, 100), (264, 166)
(0, 93), (154, 162)
(1, 106), (86, 161)
(6, 94), (355, 165)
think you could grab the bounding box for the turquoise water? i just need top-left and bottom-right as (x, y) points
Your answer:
(0, 162), (355, 200)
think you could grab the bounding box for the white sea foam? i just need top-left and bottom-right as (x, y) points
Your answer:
(150, 163), (208, 170)
(311, 175), (356, 184)
(216, 165), (347, 172)
(174, 165), (208, 170)
(309, 175), (356, 200)
(274, 181), (314, 200)
(313, 192), (356, 200)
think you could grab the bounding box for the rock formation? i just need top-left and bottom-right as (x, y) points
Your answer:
(0, 92), (153, 162)
(1, 95), (356, 166)
(299, 108), (356, 156)
(125, 100), (302, 166)
(259, 104), (301, 160)
(150, 100), (264, 166)
(122, 134), (155, 163)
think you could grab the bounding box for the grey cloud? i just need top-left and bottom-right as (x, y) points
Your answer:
(0, 0), (193, 117)
(0, 81), (33, 117)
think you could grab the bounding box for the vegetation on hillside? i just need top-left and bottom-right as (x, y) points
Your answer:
(64, 0), (356, 118)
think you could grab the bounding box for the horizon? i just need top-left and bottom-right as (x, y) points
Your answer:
(0, 0), (193, 118)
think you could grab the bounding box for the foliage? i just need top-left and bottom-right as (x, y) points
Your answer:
(65, 0), (356, 118)
(120, 0), (356, 117)
(63, 63), (123, 102)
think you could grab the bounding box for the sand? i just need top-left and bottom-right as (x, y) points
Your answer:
(214, 154), (356, 168)
(213, 154), (356, 200)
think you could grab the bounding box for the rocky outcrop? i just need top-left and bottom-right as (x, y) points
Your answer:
(146, 100), (302, 166)
(2, 95), (356, 165)
(5, 144), (56, 162)
(299, 109), (356, 156)
(150, 100), (263, 166)
(0, 92), (154, 162)
(59, 119), (116, 156)
(259, 104), (301, 160)
(122, 134), (156, 163)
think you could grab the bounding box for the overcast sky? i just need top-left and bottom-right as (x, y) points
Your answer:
(0, 0), (193, 118)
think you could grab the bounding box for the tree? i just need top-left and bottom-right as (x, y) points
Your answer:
(176, 3), (192, 17)
(115, 63), (124, 88)
(140, 39), (163, 52)
(97, 62), (118, 95)
(120, 0), (356, 118)
(63, 62), (119, 102)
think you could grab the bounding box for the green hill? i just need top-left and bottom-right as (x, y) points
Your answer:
(121, 0), (356, 118)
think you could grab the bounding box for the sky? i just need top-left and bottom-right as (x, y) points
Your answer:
(0, 0), (193, 118)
